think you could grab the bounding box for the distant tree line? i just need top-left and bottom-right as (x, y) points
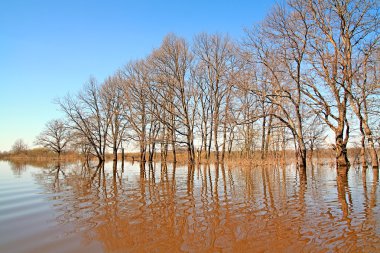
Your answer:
(31, 0), (378, 174)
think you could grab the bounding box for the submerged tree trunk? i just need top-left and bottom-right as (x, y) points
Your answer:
(187, 138), (195, 164)
(298, 143), (307, 172)
(97, 155), (104, 165)
(113, 147), (117, 162)
(363, 124), (379, 169)
(121, 148), (125, 171)
(367, 137), (379, 170)
(335, 133), (350, 169)
(140, 142), (146, 163)
(148, 142), (156, 163)
(359, 120), (368, 169)
(160, 126), (167, 163)
(171, 140), (176, 163)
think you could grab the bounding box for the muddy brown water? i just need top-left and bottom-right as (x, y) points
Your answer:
(0, 160), (379, 253)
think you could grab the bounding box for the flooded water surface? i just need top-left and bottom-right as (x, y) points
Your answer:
(0, 160), (379, 252)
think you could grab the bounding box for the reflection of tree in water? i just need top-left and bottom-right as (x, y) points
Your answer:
(32, 161), (380, 252)
(336, 170), (351, 219)
(8, 159), (55, 176)
(33, 161), (238, 251)
(9, 161), (27, 176)
(35, 162), (68, 192)
(358, 168), (379, 249)
(332, 167), (380, 251)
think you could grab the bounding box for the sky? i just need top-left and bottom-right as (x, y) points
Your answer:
(0, 0), (275, 152)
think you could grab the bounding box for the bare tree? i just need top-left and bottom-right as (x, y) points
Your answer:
(232, 65), (260, 158)
(120, 60), (150, 163)
(193, 33), (235, 161)
(43, 1), (378, 169)
(101, 75), (128, 163)
(35, 119), (71, 158)
(348, 45), (379, 169)
(192, 63), (212, 160)
(58, 77), (110, 164)
(149, 34), (198, 163)
(244, 1), (310, 170)
(70, 130), (93, 162)
(302, 0), (379, 170)
(304, 116), (327, 161)
(11, 139), (28, 154)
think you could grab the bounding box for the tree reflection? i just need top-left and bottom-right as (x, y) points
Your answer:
(27, 161), (380, 252)
(370, 169), (378, 208)
(336, 171), (351, 219)
(8, 159), (55, 176)
(9, 161), (27, 176)
(51, 162), (66, 191)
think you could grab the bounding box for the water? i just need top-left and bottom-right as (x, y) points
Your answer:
(0, 160), (379, 252)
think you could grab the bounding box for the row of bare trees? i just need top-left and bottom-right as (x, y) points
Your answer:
(34, 0), (379, 173)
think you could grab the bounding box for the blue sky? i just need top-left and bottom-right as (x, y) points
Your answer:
(0, 0), (275, 152)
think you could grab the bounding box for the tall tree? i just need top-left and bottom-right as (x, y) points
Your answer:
(35, 119), (71, 158)
(58, 78), (110, 164)
(120, 61), (150, 163)
(101, 75), (128, 163)
(193, 33), (235, 161)
(244, 1), (310, 169)
(302, 0), (379, 170)
(149, 34), (198, 163)
(348, 44), (379, 169)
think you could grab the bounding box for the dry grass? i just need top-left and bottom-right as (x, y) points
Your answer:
(1, 147), (372, 167)
(0, 148), (82, 163)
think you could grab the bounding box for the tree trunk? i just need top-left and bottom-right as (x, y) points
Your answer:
(97, 156), (104, 165)
(171, 114), (177, 163)
(148, 142), (155, 162)
(112, 160), (117, 175)
(172, 141), (176, 163)
(309, 141), (314, 164)
(187, 140), (195, 164)
(207, 113), (213, 160)
(161, 141), (168, 163)
(214, 115), (219, 162)
(221, 94), (230, 161)
(363, 124), (379, 169)
(264, 115), (273, 159)
(298, 145), (307, 173)
(228, 129), (234, 157)
(368, 136), (379, 169)
(359, 120), (368, 169)
(221, 120), (227, 161)
(202, 128), (207, 160)
(140, 143), (146, 163)
(161, 127), (168, 162)
(360, 138), (367, 169)
(261, 116), (266, 159)
(296, 129), (307, 170)
(121, 148), (125, 171)
(335, 133), (350, 169)
(113, 147), (117, 162)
